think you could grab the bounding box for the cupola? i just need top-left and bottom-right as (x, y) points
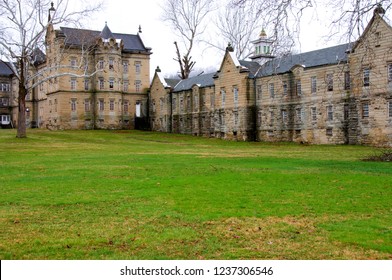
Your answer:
(249, 29), (275, 65)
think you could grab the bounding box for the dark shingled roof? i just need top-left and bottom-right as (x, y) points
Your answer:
(257, 43), (351, 77)
(239, 60), (261, 78)
(0, 61), (14, 76)
(165, 78), (180, 88)
(59, 26), (151, 53)
(173, 72), (216, 92)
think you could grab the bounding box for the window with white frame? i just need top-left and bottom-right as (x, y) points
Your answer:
(85, 99), (90, 112)
(1, 83), (10, 92)
(70, 78), (76, 90)
(311, 76), (317, 94)
(269, 83), (274, 98)
(281, 109), (288, 123)
(123, 61), (129, 73)
(221, 88), (226, 107)
(283, 81), (288, 96)
(311, 107), (317, 121)
(109, 78), (114, 90)
(84, 79), (89, 91)
(135, 80), (141, 92)
(388, 100), (392, 117)
(233, 87), (238, 107)
(135, 61), (141, 74)
(123, 80), (129, 92)
(70, 57), (77, 68)
(71, 98), (77, 112)
(327, 73), (333, 91)
(99, 99), (104, 111)
(296, 108), (303, 122)
(98, 59), (104, 70)
(363, 68), (370, 87)
(109, 58), (114, 70)
(257, 85), (262, 99)
(99, 78), (104, 90)
(296, 80), (302, 96)
(388, 64), (392, 82)
(362, 102), (369, 118)
(109, 99), (115, 111)
(327, 105), (333, 121)
(123, 100), (129, 113)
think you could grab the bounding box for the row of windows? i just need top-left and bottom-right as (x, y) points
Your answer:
(257, 64), (392, 99)
(69, 57), (142, 74)
(70, 98), (131, 113)
(259, 101), (392, 125)
(70, 78), (141, 92)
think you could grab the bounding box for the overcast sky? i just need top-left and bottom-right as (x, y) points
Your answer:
(75, 0), (382, 78)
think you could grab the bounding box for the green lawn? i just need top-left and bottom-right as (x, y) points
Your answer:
(0, 129), (391, 259)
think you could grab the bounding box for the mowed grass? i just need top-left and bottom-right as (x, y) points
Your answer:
(0, 129), (391, 260)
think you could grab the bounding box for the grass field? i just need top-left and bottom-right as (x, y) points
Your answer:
(0, 129), (391, 259)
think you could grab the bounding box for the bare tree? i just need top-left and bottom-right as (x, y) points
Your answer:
(232, 0), (392, 51)
(203, 1), (263, 59)
(162, 0), (215, 79)
(0, 0), (102, 138)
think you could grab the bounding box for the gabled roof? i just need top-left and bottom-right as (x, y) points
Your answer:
(238, 60), (261, 78)
(59, 26), (152, 53)
(257, 43), (350, 77)
(173, 72), (216, 92)
(0, 61), (14, 76)
(165, 78), (180, 88)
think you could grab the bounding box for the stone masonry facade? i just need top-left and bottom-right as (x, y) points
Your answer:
(149, 9), (392, 147)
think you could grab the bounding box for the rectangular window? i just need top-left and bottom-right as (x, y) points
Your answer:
(180, 97), (184, 112)
(362, 102), (369, 118)
(344, 71), (351, 90)
(109, 58), (114, 70)
(194, 95), (198, 110)
(99, 78), (104, 90)
(84, 79), (89, 91)
(388, 64), (392, 82)
(344, 104), (349, 120)
(296, 108), (303, 122)
(363, 68), (370, 87)
(269, 83), (274, 98)
(123, 61), (129, 73)
(283, 81), (288, 96)
(173, 97), (177, 111)
(221, 88), (226, 107)
(187, 95), (191, 111)
(70, 57), (77, 68)
(326, 128), (333, 136)
(327, 105), (333, 121)
(1, 83), (10, 92)
(110, 99), (115, 111)
(135, 61), (141, 74)
(123, 100), (129, 113)
(135, 80), (141, 92)
(257, 85), (262, 99)
(233, 87), (239, 106)
(71, 99), (77, 112)
(311, 107), (317, 121)
(70, 79), (76, 90)
(99, 99), (104, 111)
(327, 74), (333, 91)
(98, 60), (104, 70)
(258, 110), (262, 126)
(85, 99), (90, 112)
(109, 79), (114, 90)
(281, 109), (288, 123)
(311, 76), (317, 94)
(123, 80), (129, 92)
(296, 80), (302, 96)
(388, 100), (392, 117)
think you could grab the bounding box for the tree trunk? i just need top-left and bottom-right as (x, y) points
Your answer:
(17, 80), (27, 138)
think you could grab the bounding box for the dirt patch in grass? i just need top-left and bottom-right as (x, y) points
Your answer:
(205, 216), (390, 259)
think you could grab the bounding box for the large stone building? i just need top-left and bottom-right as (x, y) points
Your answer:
(0, 61), (14, 128)
(149, 7), (392, 147)
(7, 8), (152, 130)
